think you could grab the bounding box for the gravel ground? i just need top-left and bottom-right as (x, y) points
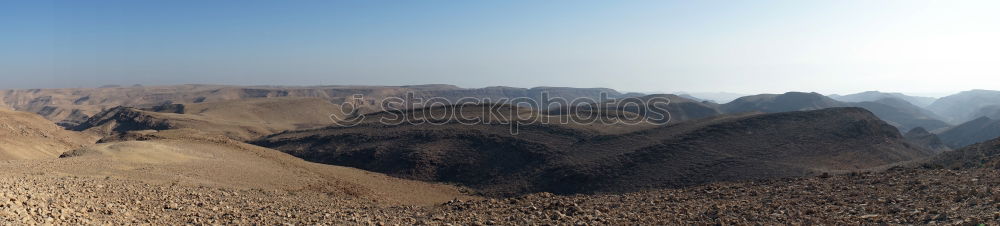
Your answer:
(431, 168), (1000, 225)
(2, 167), (999, 225)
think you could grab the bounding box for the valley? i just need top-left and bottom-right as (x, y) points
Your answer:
(2, 85), (1000, 224)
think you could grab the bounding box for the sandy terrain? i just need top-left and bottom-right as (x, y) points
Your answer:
(1, 161), (998, 225)
(0, 109), (96, 160)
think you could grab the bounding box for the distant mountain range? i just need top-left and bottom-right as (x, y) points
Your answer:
(0, 85), (638, 127)
(829, 91), (937, 107)
(7, 85), (1000, 149)
(845, 98), (950, 132)
(926, 90), (1000, 124)
(936, 117), (1000, 149)
(721, 92), (845, 113)
(719, 92), (950, 133)
(675, 92), (748, 104)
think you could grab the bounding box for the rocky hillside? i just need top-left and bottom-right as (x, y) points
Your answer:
(625, 94), (721, 123)
(427, 168), (1000, 225)
(903, 127), (950, 153)
(931, 131), (1000, 169)
(256, 106), (932, 196)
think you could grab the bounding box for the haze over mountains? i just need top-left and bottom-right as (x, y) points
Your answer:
(674, 92), (748, 104)
(843, 98), (950, 132)
(926, 90), (1000, 124)
(829, 91), (938, 107)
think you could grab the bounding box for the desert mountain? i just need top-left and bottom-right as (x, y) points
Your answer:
(830, 91), (937, 107)
(646, 94), (722, 122)
(903, 127), (950, 153)
(720, 92), (948, 132)
(845, 98), (950, 132)
(147, 97), (348, 130)
(926, 89), (1000, 124)
(936, 116), (1000, 149)
(720, 92), (845, 113)
(541, 107), (932, 194)
(1, 85), (634, 127)
(255, 106), (931, 196)
(72, 98), (348, 141)
(0, 109), (95, 160)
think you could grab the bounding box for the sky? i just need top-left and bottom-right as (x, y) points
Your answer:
(1, 0), (998, 97)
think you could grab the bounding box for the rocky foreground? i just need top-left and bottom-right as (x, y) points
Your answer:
(2, 167), (998, 225)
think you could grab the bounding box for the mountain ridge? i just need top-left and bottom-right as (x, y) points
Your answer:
(936, 116), (1000, 149)
(255, 106), (932, 196)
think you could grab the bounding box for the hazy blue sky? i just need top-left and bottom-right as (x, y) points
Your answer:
(1, 0), (998, 96)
